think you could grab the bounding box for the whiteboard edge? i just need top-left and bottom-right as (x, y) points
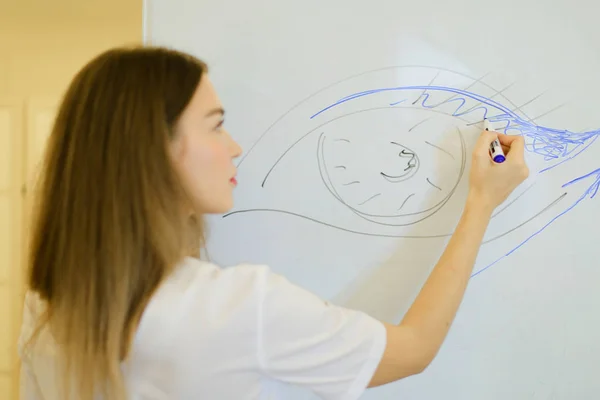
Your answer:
(142, 0), (150, 44)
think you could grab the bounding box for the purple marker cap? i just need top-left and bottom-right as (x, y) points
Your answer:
(493, 154), (505, 163)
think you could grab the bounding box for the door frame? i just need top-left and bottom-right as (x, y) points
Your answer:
(0, 97), (24, 400)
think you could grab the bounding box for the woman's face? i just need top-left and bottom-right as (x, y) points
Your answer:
(170, 75), (242, 214)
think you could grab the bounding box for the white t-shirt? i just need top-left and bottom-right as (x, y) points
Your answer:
(18, 256), (387, 399)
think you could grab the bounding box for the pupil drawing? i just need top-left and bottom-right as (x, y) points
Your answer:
(223, 66), (600, 276)
(316, 108), (465, 225)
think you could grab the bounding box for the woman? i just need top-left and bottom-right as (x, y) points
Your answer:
(18, 46), (528, 400)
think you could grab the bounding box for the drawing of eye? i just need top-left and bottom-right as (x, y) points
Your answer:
(224, 66), (600, 275)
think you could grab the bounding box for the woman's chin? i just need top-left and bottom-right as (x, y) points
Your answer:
(205, 199), (234, 215)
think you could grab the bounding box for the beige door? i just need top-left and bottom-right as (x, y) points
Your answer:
(23, 98), (59, 247)
(0, 97), (57, 400)
(0, 98), (24, 400)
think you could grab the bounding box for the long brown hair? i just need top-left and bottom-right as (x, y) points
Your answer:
(23, 46), (207, 400)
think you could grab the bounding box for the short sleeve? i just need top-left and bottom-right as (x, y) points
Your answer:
(257, 269), (387, 400)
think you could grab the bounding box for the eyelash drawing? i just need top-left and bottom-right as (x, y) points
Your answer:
(223, 66), (600, 277)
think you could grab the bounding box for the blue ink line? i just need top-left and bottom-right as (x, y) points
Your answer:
(310, 85), (600, 165)
(471, 168), (600, 277)
(562, 167), (600, 190)
(540, 135), (600, 174)
(310, 85), (518, 119)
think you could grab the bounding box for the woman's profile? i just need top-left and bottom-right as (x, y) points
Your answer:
(18, 46), (528, 400)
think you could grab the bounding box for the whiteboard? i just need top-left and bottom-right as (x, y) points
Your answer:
(146, 1), (600, 398)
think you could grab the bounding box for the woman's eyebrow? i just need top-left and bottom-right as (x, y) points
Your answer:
(205, 107), (225, 118)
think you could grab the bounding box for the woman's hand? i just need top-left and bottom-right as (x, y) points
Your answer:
(467, 130), (529, 212)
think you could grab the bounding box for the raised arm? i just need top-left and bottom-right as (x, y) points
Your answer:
(369, 130), (529, 386)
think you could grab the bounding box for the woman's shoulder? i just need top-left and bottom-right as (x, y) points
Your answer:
(168, 256), (273, 291)
(151, 256), (323, 333)
(19, 290), (48, 339)
(149, 257), (277, 319)
(135, 258), (278, 355)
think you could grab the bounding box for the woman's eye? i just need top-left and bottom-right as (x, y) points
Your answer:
(222, 66), (600, 276)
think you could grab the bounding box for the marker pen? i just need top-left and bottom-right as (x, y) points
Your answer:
(484, 119), (506, 163)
